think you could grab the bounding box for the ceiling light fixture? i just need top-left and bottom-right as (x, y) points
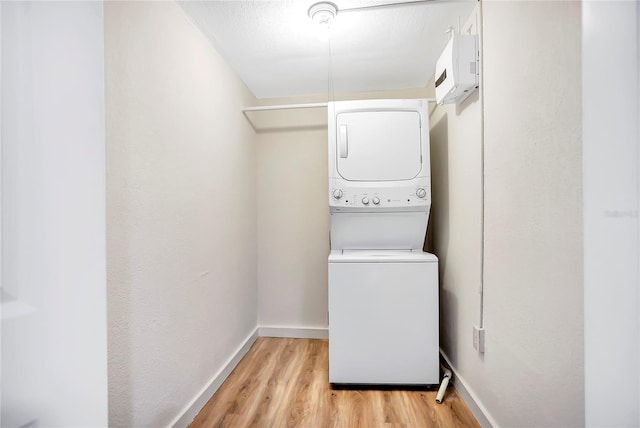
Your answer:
(308, 2), (338, 42)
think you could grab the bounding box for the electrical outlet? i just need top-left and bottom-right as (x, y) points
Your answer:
(473, 325), (485, 353)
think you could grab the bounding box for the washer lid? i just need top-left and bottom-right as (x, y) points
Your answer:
(329, 249), (438, 263)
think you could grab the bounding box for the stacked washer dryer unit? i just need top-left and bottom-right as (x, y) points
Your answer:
(327, 99), (439, 385)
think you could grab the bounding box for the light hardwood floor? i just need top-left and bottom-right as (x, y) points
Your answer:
(190, 337), (479, 428)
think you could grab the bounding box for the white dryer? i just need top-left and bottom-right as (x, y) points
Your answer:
(327, 99), (439, 385)
(328, 99), (431, 250)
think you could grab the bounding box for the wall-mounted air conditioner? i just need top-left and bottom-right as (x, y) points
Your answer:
(434, 34), (479, 105)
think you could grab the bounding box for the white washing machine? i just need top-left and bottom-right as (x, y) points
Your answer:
(327, 99), (439, 385)
(328, 250), (439, 384)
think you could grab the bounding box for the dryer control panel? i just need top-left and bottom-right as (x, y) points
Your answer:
(329, 184), (430, 211)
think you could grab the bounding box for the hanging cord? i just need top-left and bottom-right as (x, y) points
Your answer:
(327, 33), (335, 104)
(478, 1), (486, 330)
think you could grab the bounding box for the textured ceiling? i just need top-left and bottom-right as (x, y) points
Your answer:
(179, 0), (476, 99)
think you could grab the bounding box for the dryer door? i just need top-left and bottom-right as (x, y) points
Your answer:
(335, 110), (422, 181)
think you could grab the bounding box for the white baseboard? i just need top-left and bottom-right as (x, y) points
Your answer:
(168, 327), (259, 428)
(259, 325), (328, 339)
(440, 349), (499, 428)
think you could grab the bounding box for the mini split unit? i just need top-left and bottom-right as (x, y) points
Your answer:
(435, 34), (479, 105)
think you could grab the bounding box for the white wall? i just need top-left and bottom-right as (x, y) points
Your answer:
(431, 2), (584, 427)
(482, 1), (584, 426)
(256, 116), (329, 331)
(1, 2), (108, 427)
(105, 2), (257, 426)
(583, 1), (639, 426)
(427, 5), (484, 405)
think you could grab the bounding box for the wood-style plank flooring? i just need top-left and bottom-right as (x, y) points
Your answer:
(190, 337), (479, 427)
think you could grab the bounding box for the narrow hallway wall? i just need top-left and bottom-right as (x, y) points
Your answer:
(430, 2), (583, 426)
(1, 2), (108, 426)
(482, 1), (584, 426)
(583, 1), (639, 425)
(105, 2), (258, 426)
(426, 6), (484, 419)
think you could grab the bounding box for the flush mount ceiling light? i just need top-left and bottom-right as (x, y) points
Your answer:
(308, 2), (338, 41)
(308, 2), (337, 26)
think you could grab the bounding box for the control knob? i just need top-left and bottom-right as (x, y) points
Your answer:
(416, 188), (427, 198)
(362, 197), (370, 205)
(372, 197), (380, 205)
(332, 189), (343, 200)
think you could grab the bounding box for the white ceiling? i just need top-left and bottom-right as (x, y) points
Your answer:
(179, 0), (476, 99)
